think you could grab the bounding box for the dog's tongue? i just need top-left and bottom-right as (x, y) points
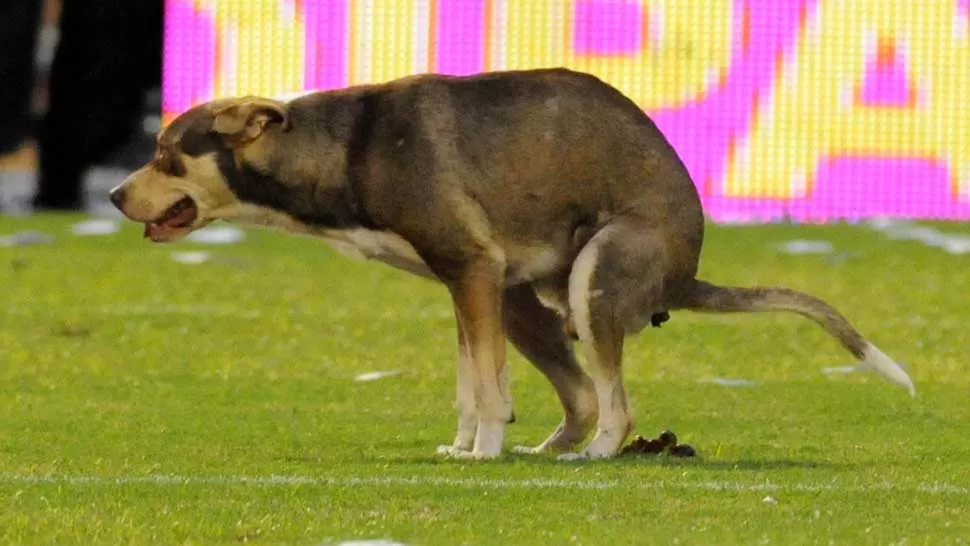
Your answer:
(144, 223), (175, 240)
(143, 200), (197, 240)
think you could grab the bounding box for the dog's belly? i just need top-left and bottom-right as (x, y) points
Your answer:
(503, 243), (565, 285)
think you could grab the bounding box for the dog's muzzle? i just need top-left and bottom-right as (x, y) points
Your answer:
(142, 195), (199, 241)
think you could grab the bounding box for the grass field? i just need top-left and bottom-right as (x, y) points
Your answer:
(2, 213), (969, 545)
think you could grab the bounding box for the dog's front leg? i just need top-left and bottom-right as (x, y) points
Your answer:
(442, 262), (511, 459)
(435, 305), (479, 456)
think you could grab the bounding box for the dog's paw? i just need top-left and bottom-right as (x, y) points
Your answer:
(437, 445), (501, 459)
(558, 450), (616, 461)
(511, 445), (543, 455)
(436, 444), (471, 457)
(453, 449), (501, 460)
(557, 452), (587, 462)
(437, 444), (501, 460)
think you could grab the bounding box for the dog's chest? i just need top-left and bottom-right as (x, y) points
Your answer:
(226, 205), (564, 282)
(319, 228), (434, 278)
(226, 204), (434, 277)
(322, 231), (564, 285)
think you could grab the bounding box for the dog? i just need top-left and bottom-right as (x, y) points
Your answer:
(109, 68), (915, 460)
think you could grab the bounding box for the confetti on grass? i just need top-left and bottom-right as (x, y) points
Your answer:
(70, 219), (119, 236)
(778, 240), (834, 255)
(187, 226), (245, 244)
(0, 231), (54, 246)
(355, 371), (404, 382)
(171, 251), (211, 265)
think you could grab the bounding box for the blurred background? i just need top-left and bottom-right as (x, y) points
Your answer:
(2, 0), (968, 223)
(0, 0), (163, 215)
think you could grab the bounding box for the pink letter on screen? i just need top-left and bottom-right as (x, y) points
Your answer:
(162, 0), (216, 116)
(858, 38), (914, 108)
(650, 0), (817, 215)
(436, 0), (486, 75)
(302, 0), (348, 92)
(573, 1), (644, 56)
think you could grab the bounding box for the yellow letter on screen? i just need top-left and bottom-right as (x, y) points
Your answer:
(203, 0), (305, 99)
(350, 0), (430, 85)
(494, 0), (733, 110)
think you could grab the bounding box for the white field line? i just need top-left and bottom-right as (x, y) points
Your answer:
(95, 304), (262, 319)
(4, 304), (263, 319)
(5, 304), (454, 321)
(0, 473), (967, 495)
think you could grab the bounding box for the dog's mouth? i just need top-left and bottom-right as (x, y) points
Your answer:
(144, 195), (199, 242)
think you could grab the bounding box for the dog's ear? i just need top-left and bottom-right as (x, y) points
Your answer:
(210, 97), (290, 143)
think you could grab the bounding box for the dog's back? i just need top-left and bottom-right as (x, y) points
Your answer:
(286, 68), (706, 282)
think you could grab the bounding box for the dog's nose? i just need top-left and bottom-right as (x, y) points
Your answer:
(108, 186), (127, 209)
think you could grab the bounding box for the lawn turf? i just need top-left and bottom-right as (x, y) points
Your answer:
(1, 214), (969, 545)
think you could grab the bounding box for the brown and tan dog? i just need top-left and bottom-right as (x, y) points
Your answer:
(109, 68), (915, 460)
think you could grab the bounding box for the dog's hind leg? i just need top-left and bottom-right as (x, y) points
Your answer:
(561, 221), (669, 460)
(502, 284), (598, 454)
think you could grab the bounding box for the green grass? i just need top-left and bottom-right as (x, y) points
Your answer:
(2, 214), (969, 545)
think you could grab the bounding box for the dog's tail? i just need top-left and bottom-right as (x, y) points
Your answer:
(671, 279), (915, 396)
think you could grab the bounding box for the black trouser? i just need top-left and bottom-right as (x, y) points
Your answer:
(0, 0), (163, 209)
(0, 0), (41, 156)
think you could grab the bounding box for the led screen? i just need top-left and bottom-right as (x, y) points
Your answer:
(163, 0), (970, 222)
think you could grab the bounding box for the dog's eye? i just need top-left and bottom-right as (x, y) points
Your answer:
(154, 149), (186, 177)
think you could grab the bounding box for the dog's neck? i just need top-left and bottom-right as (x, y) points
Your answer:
(220, 138), (368, 231)
(216, 93), (384, 231)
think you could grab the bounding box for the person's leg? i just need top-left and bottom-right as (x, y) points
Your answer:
(33, 0), (163, 210)
(0, 0), (42, 155)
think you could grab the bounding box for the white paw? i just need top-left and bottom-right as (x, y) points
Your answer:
(579, 429), (625, 459)
(436, 445), (500, 460)
(511, 445), (542, 455)
(436, 444), (471, 457)
(450, 449), (501, 460)
(557, 452), (587, 462)
(557, 449), (618, 461)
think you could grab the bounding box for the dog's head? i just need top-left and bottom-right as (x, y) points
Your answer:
(109, 96), (291, 242)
